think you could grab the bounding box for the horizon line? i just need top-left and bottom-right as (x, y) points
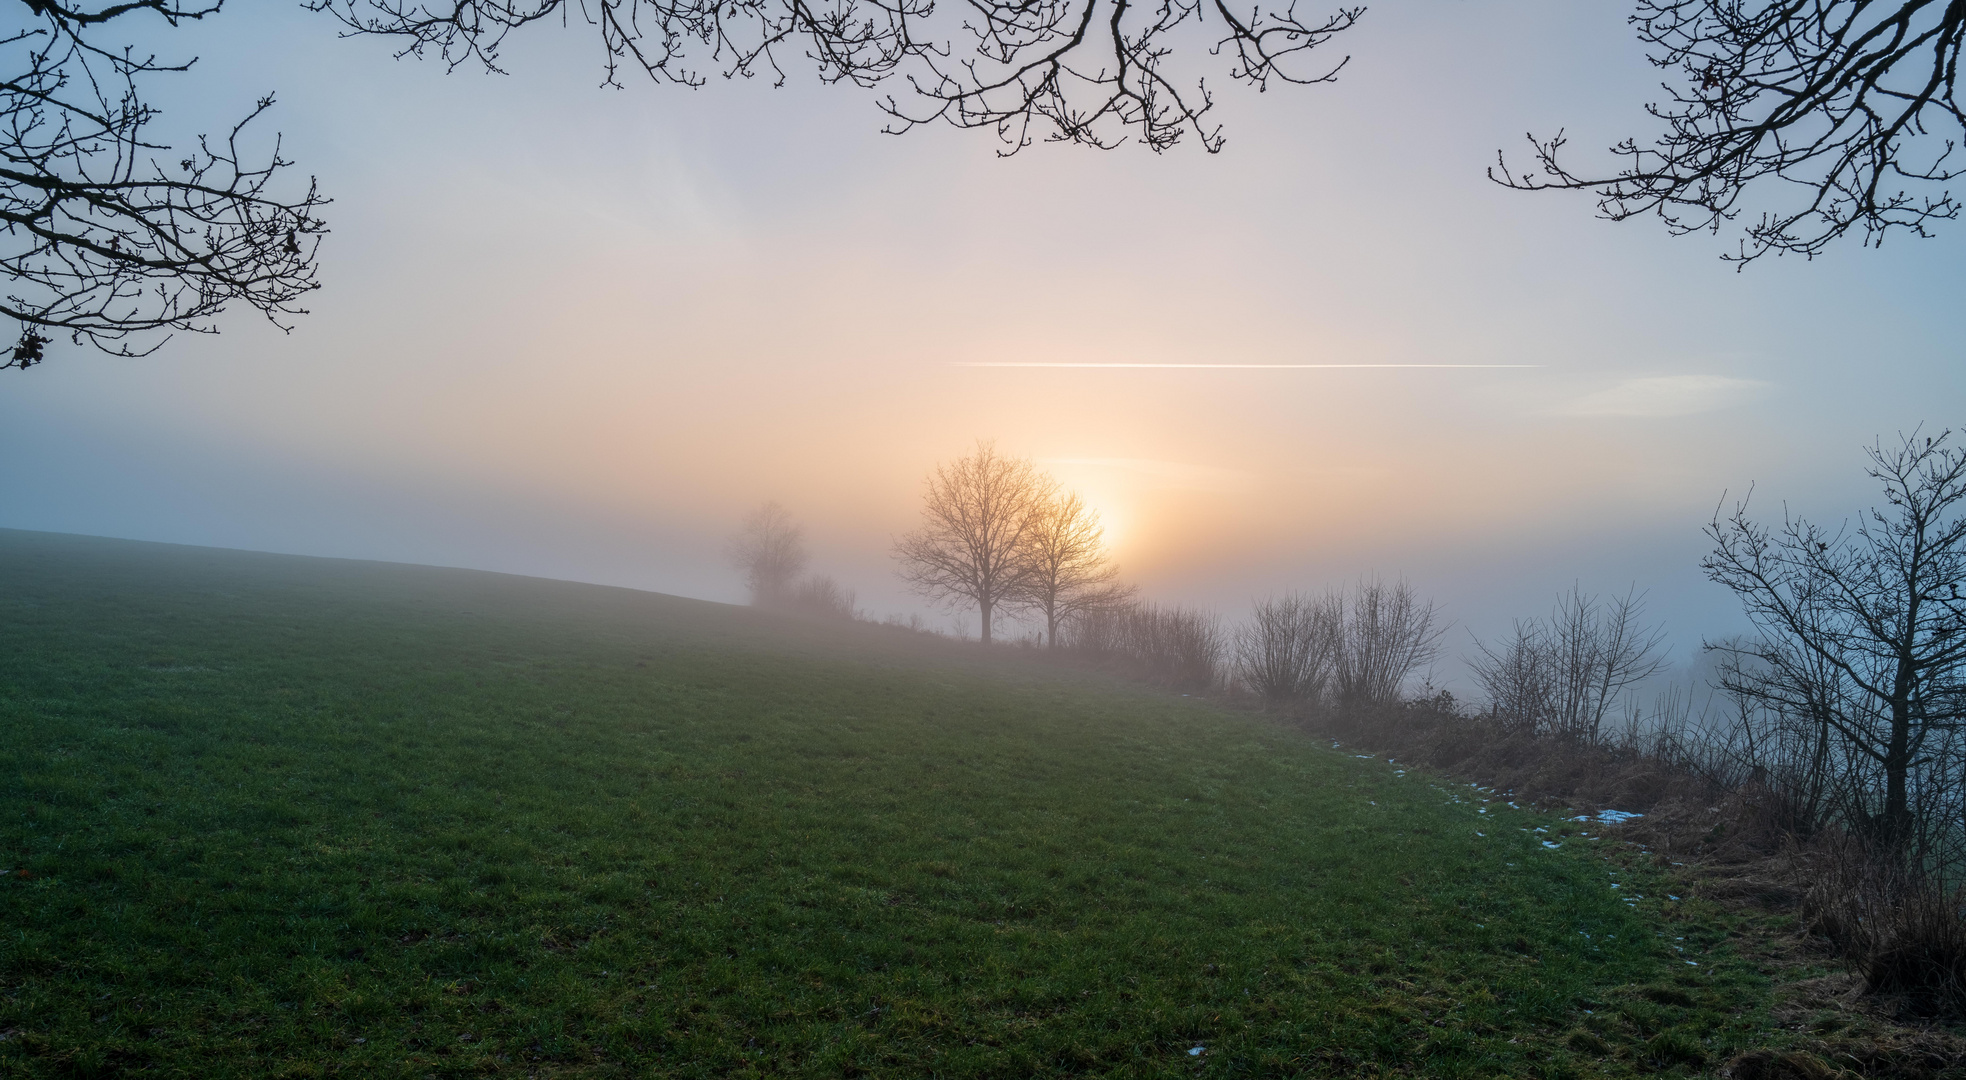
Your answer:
(950, 362), (1540, 369)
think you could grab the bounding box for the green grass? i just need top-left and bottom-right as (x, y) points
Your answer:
(0, 529), (1772, 1077)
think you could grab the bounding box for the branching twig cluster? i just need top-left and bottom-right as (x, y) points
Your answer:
(1469, 585), (1668, 742)
(1496, 0), (1966, 262)
(2, 2), (327, 364)
(1233, 580), (1444, 711)
(309, 0), (1360, 154)
(1703, 430), (1966, 869)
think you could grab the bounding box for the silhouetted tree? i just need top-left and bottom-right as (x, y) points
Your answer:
(1013, 491), (1132, 648)
(728, 500), (809, 607)
(312, 0), (1362, 154)
(893, 441), (1047, 645)
(2, 3), (327, 366)
(1498, 1), (1966, 262)
(1705, 431), (1966, 866)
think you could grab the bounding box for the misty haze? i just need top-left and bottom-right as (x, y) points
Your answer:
(3, 1), (1965, 1076)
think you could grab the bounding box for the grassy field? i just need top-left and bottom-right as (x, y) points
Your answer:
(0, 529), (1772, 1077)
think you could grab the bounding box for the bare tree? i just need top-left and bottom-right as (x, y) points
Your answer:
(1469, 585), (1667, 740)
(892, 441), (1048, 645)
(2, 3), (327, 366)
(310, 0), (1362, 154)
(1497, 1), (1966, 262)
(1334, 578), (1446, 707)
(4, 0), (1357, 370)
(1236, 591), (1340, 708)
(1704, 430), (1966, 866)
(1012, 491), (1132, 648)
(728, 500), (809, 607)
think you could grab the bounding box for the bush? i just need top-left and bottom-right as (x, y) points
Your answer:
(787, 575), (856, 621)
(1066, 602), (1225, 693)
(1332, 578), (1445, 709)
(1235, 592), (1339, 709)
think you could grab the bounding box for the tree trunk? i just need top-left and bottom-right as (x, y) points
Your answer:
(1882, 698), (1913, 867)
(1879, 642), (1919, 869)
(980, 599), (993, 645)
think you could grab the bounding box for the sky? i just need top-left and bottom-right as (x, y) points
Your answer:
(3, 1), (1962, 689)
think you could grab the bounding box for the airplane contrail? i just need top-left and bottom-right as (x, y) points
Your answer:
(950, 362), (1539, 369)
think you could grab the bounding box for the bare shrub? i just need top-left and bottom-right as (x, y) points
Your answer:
(1469, 586), (1667, 741)
(1063, 602), (1129, 659)
(1799, 834), (1966, 1017)
(1469, 620), (1556, 736)
(881, 612), (931, 635)
(1235, 592), (1340, 709)
(1334, 578), (1446, 708)
(787, 575), (857, 621)
(1120, 603), (1227, 693)
(1549, 586), (1669, 741)
(1139, 604), (1227, 693)
(1067, 601), (1226, 693)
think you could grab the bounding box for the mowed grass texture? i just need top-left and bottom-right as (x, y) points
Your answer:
(0, 530), (1766, 1078)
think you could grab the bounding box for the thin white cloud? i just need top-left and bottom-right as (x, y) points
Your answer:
(1558, 375), (1769, 418)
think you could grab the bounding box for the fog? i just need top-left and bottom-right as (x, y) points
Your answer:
(2, 0), (1960, 690)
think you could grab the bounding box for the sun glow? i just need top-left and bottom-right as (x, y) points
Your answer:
(1082, 498), (1127, 554)
(1037, 465), (1132, 555)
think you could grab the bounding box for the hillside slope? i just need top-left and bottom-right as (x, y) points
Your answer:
(0, 530), (1764, 1077)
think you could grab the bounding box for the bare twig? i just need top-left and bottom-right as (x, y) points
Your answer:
(309, 0), (1362, 154)
(2, 3), (328, 365)
(1495, 1), (1966, 263)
